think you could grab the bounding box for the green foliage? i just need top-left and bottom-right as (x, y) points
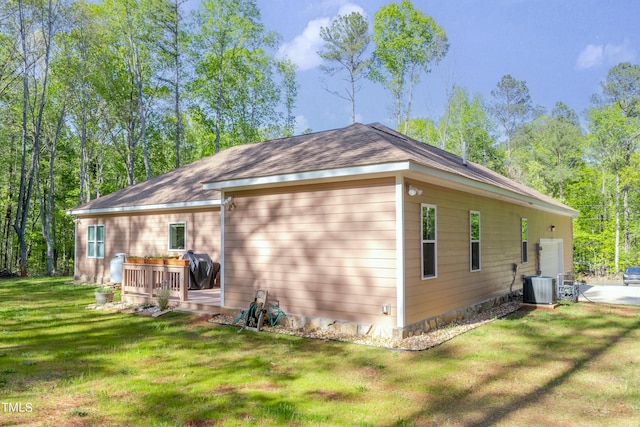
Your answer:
(488, 74), (533, 179)
(189, 0), (294, 153)
(513, 102), (584, 199)
(371, 0), (448, 128)
(405, 87), (505, 174)
(318, 11), (370, 123)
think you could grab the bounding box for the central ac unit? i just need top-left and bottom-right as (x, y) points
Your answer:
(523, 276), (556, 305)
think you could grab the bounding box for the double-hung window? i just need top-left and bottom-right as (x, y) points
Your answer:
(169, 222), (186, 251)
(470, 211), (481, 272)
(521, 218), (528, 263)
(421, 204), (437, 279)
(87, 225), (105, 258)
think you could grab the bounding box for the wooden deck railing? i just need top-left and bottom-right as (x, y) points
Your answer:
(122, 263), (189, 302)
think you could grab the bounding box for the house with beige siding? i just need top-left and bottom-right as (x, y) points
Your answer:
(68, 123), (578, 338)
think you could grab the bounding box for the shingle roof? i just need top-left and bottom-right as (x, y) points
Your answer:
(67, 154), (222, 213)
(69, 122), (577, 216)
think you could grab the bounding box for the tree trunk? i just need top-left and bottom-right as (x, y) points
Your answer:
(2, 135), (16, 271)
(174, 0), (181, 168)
(623, 184), (631, 253)
(215, 68), (223, 153)
(78, 59), (89, 205)
(13, 0), (55, 276)
(38, 106), (64, 276)
(614, 173), (620, 275)
(14, 0), (32, 277)
(125, 4), (150, 181)
(403, 68), (418, 134)
(350, 70), (356, 124)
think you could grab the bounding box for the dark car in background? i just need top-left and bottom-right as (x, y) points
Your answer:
(623, 267), (640, 286)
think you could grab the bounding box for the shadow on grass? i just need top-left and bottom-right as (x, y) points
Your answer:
(0, 277), (356, 425)
(5, 278), (640, 425)
(398, 303), (640, 426)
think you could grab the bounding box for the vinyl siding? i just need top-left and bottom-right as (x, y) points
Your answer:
(403, 179), (573, 325)
(75, 208), (221, 283)
(223, 178), (397, 328)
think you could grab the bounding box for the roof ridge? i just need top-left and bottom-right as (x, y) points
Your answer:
(366, 122), (408, 141)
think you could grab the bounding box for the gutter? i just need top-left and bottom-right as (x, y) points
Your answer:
(202, 160), (578, 218)
(66, 199), (221, 216)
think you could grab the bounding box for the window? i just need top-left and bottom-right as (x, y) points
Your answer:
(521, 218), (528, 263)
(421, 204), (437, 279)
(87, 225), (104, 258)
(470, 211), (481, 272)
(169, 222), (186, 251)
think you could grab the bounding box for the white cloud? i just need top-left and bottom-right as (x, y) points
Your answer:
(277, 3), (366, 71)
(337, 3), (365, 17)
(277, 17), (330, 71)
(294, 115), (311, 134)
(577, 38), (637, 70)
(576, 44), (604, 69)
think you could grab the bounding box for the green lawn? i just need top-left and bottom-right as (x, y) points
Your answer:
(2, 277), (640, 426)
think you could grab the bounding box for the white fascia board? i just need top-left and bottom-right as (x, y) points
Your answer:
(202, 160), (577, 217)
(201, 162), (413, 190)
(406, 163), (579, 218)
(66, 199), (221, 216)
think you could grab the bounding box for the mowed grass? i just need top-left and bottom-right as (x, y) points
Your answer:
(2, 278), (640, 426)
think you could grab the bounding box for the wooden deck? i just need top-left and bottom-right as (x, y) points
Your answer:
(121, 261), (221, 314)
(123, 288), (221, 314)
(175, 289), (221, 314)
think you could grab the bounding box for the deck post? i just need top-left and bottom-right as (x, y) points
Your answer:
(180, 265), (188, 301)
(145, 265), (153, 298)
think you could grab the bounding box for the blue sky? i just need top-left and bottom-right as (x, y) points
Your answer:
(254, 0), (639, 134)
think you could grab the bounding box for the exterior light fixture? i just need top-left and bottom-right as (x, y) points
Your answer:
(381, 304), (389, 315)
(222, 196), (235, 210)
(407, 185), (423, 197)
(550, 225), (555, 232)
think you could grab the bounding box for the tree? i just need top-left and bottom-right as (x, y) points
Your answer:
(488, 74), (533, 179)
(156, 0), (186, 169)
(405, 86), (502, 172)
(600, 63), (640, 255)
(370, 0), (448, 132)
(12, 0), (62, 276)
(276, 58), (298, 137)
(190, 0), (283, 153)
(601, 62), (640, 118)
(517, 102), (583, 199)
(588, 104), (636, 273)
(317, 11), (370, 124)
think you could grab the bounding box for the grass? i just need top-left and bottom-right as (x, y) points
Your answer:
(2, 277), (640, 426)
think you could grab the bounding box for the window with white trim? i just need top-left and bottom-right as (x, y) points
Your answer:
(470, 211), (481, 272)
(421, 204), (437, 279)
(521, 218), (528, 263)
(87, 225), (104, 258)
(169, 222), (186, 251)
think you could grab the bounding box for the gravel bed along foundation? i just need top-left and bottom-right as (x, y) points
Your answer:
(209, 301), (522, 351)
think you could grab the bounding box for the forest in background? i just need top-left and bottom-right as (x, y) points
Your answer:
(0, 0), (638, 278)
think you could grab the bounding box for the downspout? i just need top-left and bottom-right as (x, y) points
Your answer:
(219, 192), (225, 307)
(73, 217), (78, 279)
(395, 175), (406, 329)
